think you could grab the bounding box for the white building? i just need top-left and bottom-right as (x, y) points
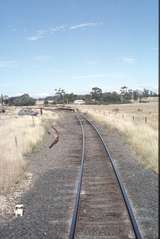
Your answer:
(73, 100), (85, 105)
(36, 100), (44, 105)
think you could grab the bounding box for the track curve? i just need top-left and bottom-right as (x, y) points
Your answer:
(69, 114), (142, 239)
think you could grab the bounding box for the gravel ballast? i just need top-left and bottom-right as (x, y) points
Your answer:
(88, 115), (158, 239)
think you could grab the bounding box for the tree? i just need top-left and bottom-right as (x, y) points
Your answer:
(8, 94), (36, 106)
(120, 86), (133, 103)
(64, 93), (76, 103)
(143, 88), (149, 98)
(3, 95), (9, 105)
(135, 90), (143, 102)
(128, 89), (133, 100)
(149, 90), (157, 96)
(84, 94), (92, 104)
(0, 94), (4, 106)
(54, 88), (65, 103)
(90, 87), (102, 102)
(102, 91), (121, 104)
(44, 99), (48, 106)
(120, 86), (128, 103)
(120, 86), (128, 94)
(132, 90), (139, 101)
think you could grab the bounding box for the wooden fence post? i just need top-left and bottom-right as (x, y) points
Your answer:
(32, 116), (35, 127)
(15, 136), (18, 147)
(145, 116), (147, 123)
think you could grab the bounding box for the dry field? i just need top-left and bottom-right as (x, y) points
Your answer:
(0, 107), (58, 193)
(77, 102), (158, 173)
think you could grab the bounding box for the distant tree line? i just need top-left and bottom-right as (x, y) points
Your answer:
(1, 94), (36, 106)
(44, 87), (158, 105)
(0, 87), (158, 106)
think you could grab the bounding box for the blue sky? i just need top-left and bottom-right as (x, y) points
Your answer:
(0, 0), (158, 97)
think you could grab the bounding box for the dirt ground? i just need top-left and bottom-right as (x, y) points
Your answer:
(0, 110), (158, 239)
(87, 115), (158, 239)
(0, 111), (82, 239)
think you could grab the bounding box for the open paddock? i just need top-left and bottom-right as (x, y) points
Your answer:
(0, 107), (58, 192)
(76, 102), (158, 173)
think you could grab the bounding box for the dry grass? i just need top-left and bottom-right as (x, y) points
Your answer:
(0, 108), (58, 192)
(77, 102), (158, 173)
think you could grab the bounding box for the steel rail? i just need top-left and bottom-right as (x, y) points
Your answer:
(84, 116), (143, 239)
(68, 115), (85, 239)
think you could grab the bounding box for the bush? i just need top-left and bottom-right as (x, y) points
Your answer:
(8, 94), (36, 106)
(44, 99), (48, 106)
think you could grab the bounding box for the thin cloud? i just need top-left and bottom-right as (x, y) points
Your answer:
(50, 25), (66, 33)
(27, 22), (102, 41)
(70, 22), (102, 30)
(121, 57), (136, 64)
(27, 29), (48, 41)
(27, 26), (66, 41)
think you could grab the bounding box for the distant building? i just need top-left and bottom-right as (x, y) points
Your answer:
(36, 100), (44, 105)
(73, 100), (85, 105)
(139, 97), (158, 103)
(48, 100), (54, 104)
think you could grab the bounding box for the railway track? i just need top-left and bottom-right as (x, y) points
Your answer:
(69, 114), (142, 239)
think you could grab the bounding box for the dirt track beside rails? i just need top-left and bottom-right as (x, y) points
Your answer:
(0, 112), (82, 239)
(0, 111), (158, 239)
(87, 115), (158, 239)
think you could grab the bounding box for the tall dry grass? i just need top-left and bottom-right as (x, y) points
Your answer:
(78, 103), (158, 173)
(0, 109), (58, 192)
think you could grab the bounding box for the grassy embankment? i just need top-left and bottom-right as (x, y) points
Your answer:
(78, 102), (158, 173)
(0, 107), (58, 192)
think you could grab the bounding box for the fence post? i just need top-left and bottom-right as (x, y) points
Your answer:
(32, 116), (35, 127)
(145, 116), (147, 123)
(15, 136), (18, 147)
(133, 116), (134, 121)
